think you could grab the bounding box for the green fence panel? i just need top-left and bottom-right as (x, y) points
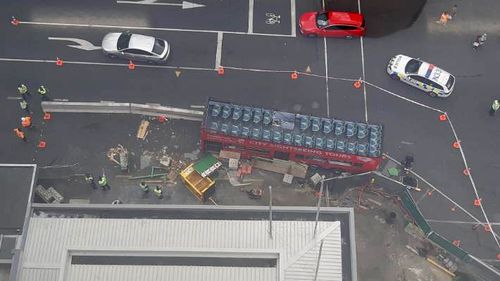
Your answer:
(428, 232), (470, 261)
(398, 190), (432, 235)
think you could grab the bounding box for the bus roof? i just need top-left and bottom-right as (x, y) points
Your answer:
(202, 99), (383, 158)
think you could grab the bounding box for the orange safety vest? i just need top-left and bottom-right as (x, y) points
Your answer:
(14, 128), (25, 139)
(21, 117), (32, 128)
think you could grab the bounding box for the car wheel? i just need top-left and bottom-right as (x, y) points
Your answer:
(345, 35), (353, 39)
(429, 92), (437, 97)
(307, 33), (317, 38)
(389, 73), (398, 80)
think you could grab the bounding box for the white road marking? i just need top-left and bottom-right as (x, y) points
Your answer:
(0, 57), (215, 71)
(248, 0), (254, 34)
(290, 0), (296, 37)
(19, 21), (294, 38)
(364, 81), (444, 113)
(48, 37), (101, 51)
(215, 32), (223, 69)
(116, 0), (206, 9)
(426, 219), (500, 225)
(445, 113), (500, 248)
(384, 153), (500, 243)
(357, 0), (368, 122)
(323, 37), (330, 117)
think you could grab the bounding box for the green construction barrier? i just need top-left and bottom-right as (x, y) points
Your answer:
(398, 189), (433, 235)
(428, 232), (470, 261)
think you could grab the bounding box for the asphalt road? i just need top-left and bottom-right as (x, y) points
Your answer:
(0, 0), (499, 264)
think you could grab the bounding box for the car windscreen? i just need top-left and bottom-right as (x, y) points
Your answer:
(316, 12), (328, 27)
(446, 75), (455, 89)
(117, 33), (132, 50)
(405, 59), (422, 74)
(152, 39), (165, 55)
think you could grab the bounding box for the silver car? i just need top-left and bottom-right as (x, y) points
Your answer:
(102, 32), (170, 63)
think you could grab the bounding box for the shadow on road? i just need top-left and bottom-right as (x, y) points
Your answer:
(325, 0), (427, 37)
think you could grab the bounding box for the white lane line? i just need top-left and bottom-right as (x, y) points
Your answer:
(323, 37), (330, 117)
(290, 0), (296, 37)
(0, 57), (215, 71)
(446, 113), (500, 248)
(117, 0), (206, 9)
(19, 21), (294, 38)
(215, 32), (223, 69)
(358, 0), (368, 122)
(384, 153), (500, 242)
(248, 0), (254, 34)
(426, 219), (500, 225)
(364, 81), (444, 113)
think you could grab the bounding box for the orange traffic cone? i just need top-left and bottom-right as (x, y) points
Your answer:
(128, 61), (135, 70)
(56, 57), (64, 66)
(439, 114), (447, 121)
(11, 16), (19, 26)
(353, 78), (362, 89)
(38, 140), (47, 148)
(217, 66), (224, 75)
(291, 71), (298, 80)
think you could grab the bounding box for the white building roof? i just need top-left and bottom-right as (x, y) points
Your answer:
(20, 217), (342, 281)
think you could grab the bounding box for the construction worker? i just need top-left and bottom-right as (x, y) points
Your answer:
(98, 175), (110, 190)
(153, 185), (163, 199)
(489, 99), (500, 116)
(21, 116), (32, 128)
(19, 98), (30, 114)
(17, 84), (29, 96)
(84, 174), (97, 189)
(13, 128), (27, 142)
(38, 85), (48, 100)
(139, 181), (149, 193)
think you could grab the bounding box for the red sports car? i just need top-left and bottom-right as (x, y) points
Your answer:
(299, 11), (365, 38)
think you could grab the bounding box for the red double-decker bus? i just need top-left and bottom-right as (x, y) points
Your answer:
(200, 99), (384, 174)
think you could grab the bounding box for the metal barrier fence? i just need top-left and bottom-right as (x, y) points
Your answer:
(41, 101), (204, 121)
(327, 171), (500, 278)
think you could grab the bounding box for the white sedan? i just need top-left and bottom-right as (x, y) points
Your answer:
(102, 32), (170, 63)
(387, 54), (455, 97)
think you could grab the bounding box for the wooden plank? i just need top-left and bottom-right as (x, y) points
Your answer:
(136, 120), (150, 139)
(251, 157), (308, 178)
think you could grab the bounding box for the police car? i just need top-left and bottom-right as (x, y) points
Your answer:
(387, 54), (455, 97)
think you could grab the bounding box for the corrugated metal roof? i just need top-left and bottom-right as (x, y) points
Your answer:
(20, 218), (342, 281)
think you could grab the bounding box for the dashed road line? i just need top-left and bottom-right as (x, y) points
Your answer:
(18, 21), (294, 38)
(215, 32), (223, 69)
(247, 0), (254, 34)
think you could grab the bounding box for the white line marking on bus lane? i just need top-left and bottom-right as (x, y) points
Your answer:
(215, 32), (223, 69)
(290, 0), (296, 37)
(248, 0), (254, 34)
